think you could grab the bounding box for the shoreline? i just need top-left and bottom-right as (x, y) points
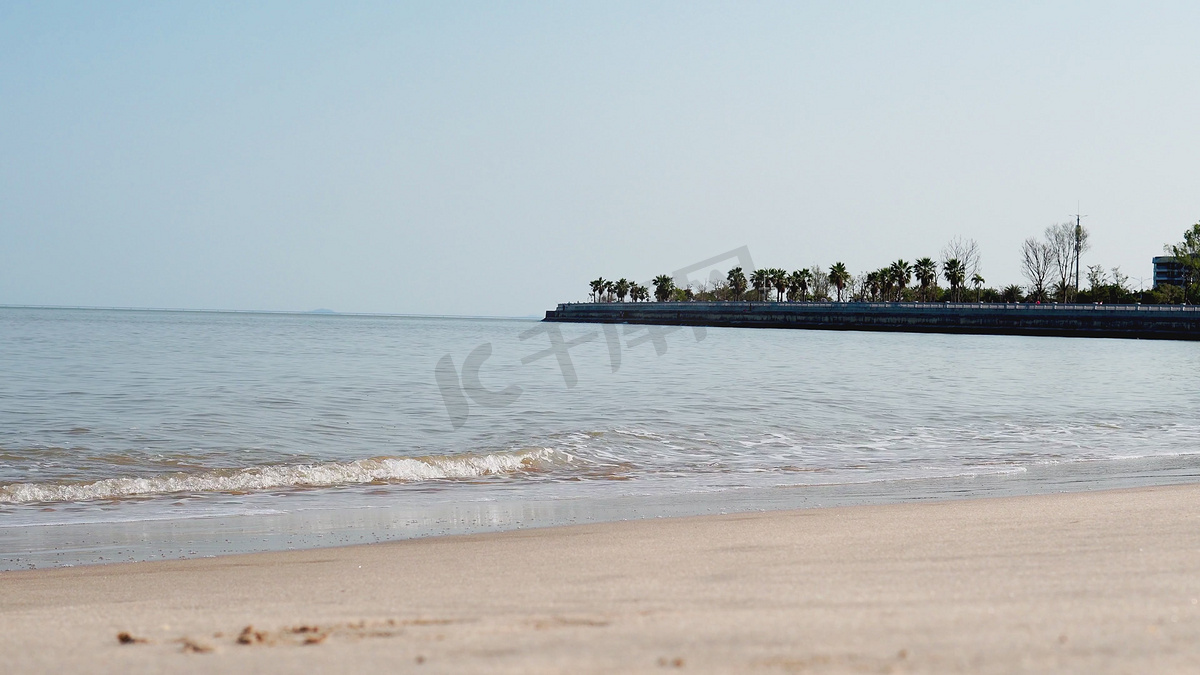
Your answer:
(545, 300), (1200, 341)
(6, 453), (1200, 571)
(4, 483), (1200, 673)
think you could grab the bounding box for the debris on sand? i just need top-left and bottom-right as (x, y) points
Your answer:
(179, 638), (214, 654)
(236, 625), (268, 645)
(116, 632), (147, 645)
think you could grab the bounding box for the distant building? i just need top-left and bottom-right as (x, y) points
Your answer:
(1153, 256), (1186, 288)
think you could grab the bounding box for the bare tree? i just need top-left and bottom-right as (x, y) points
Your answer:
(706, 279), (729, 301)
(941, 236), (981, 280)
(849, 273), (869, 301)
(1111, 266), (1129, 293)
(1086, 265), (1107, 292)
(1020, 237), (1053, 302)
(1044, 222), (1090, 302)
(808, 265), (831, 301)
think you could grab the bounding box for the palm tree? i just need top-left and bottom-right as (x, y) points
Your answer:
(786, 269), (807, 301)
(632, 284), (649, 302)
(589, 278), (606, 303)
(652, 274), (675, 302)
(602, 280), (615, 302)
(727, 267), (748, 301)
(830, 261), (849, 300)
(785, 271), (800, 301)
(913, 257), (937, 301)
(796, 269), (813, 301)
(769, 268), (787, 301)
(971, 273), (985, 302)
(943, 258), (965, 302)
(750, 269), (771, 302)
(888, 260), (912, 301)
(877, 268), (895, 302)
(1002, 284), (1023, 303)
(614, 278), (631, 302)
(828, 263), (849, 302)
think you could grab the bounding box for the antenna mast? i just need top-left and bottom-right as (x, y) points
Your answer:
(1070, 204), (1087, 299)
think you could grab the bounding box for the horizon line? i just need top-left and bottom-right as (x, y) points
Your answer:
(0, 304), (541, 321)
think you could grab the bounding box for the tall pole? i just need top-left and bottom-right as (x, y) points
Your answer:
(1070, 205), (1086, 302)
(1080, 213), (1089, 297)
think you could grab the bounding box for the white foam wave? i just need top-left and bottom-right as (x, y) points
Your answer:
(0, 448), (569, 504)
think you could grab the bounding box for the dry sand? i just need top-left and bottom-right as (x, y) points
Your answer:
(3, 484), (1200, 674)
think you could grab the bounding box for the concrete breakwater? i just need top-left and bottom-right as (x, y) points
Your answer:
(544, 301), (1200, 341)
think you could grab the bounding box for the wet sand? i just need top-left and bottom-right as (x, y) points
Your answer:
(3, 484), (1200, 673)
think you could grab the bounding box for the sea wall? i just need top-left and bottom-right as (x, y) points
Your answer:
(544, 301), (1200, 341)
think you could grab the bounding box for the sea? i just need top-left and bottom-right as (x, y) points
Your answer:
(2, 306), (1198, 570)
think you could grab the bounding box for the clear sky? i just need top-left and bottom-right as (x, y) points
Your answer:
(2, 1), (1198, 315)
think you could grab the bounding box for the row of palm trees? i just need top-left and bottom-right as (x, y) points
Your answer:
(862, 257), (983, 303)
(735, 265), (853, 302)
(591, 264), (853, 303)
(589, 277), (651, 303)
(590, 257), (989, 304)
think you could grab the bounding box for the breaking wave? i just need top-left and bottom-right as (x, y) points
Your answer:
(0, 447), (570, 504)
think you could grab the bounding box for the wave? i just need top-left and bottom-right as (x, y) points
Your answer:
(0, 447), (570, 504)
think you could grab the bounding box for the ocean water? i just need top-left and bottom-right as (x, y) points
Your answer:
(2, 307), (1199, 569)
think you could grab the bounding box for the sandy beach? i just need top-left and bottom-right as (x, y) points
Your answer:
(3, 484), (1200, 674)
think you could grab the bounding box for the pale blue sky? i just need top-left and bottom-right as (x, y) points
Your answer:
(2, 1), (1198, 315)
